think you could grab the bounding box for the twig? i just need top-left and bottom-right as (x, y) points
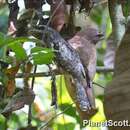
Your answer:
(48, 65), (57, 108)
(93, 82), (105, 89)
(39, 103), (74, 130)
(28, 65), (37, 126)
(96, 66), (114, 73)
(31, 66), (37, 90)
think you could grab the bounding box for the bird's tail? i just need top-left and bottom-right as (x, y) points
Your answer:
(84, 69), (96, 109)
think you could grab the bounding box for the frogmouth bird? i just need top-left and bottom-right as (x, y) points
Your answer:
(65, 27), (104, 118)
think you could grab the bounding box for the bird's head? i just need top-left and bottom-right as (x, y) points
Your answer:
(78, 27), (104, 44)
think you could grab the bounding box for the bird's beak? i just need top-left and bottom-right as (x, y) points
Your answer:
(96, 32), (104, 40)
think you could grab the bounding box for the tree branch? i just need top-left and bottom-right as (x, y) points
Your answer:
(96, 66), (113, 73)
(108, 0), (126, 45)
(15, 66), (114, 78)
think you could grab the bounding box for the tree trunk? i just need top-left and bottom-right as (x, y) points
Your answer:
(104, 21), (130, 130)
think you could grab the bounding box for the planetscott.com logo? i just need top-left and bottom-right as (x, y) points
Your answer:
(83, 120), (130, 127)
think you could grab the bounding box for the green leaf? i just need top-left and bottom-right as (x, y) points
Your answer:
(0, 32), (5, 46)
(0, 47), (6, 59)
(32, 52), (54, 65)
(57, 123), (75, 130)
(0, 36), (29, 47)
(31, 47), (53, 53)
(0, 114), (6, 130)
(32, 53), (53, 65)
(31, 47), (54, 65)
(59, 103), (80, 123)
(8, 43), (27, 60)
